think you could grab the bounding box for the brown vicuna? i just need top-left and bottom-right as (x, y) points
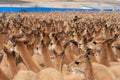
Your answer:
(84, 50), (95, 80)
(0, 54), (13, 79)
(106, 43), (118, 62)
(99, 42), (110, 67)
(0, 68), (10, 80)
(0, 33), (9, 51)
(94, 35), (110, 67)
(36, 68), (63, 80)
(112, 42), (120, 58)
(49, 36), (64, 71)
(17, 62), (27, 71)
(3, 46), (18, 77)
(67, 49), (95, 80)
(14, 38), (40, 73)
(64, 42), (75, 64)
(13, 70), (37, 80)
(40, 40), (53, 68)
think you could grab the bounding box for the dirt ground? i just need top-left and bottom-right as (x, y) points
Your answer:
(0, 0), (119, 8)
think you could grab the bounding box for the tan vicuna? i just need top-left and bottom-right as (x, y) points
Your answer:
(49, 36), (64, 71)
(109, 65), (120, 79)
(69, 52), (116, 80)
(64, 73), (85, 80)
(92, 62), (116, 80)
(68, 49), (95, 80)
(72, 31), (82, 43)
(0, 33), (8, 51)
(106, 33), (119, 62)
(13, 70), (37, 80)
(36, 68), (63, 80)
(3, 46), (18, 77)
(106, 43), (118, 62)
(14, 38), (40, 73)
(11, 25), (22, 38)
(63, 41), (76, 64)
(93, 36), (110, 66)
(0, 27), (9, 51)
(40, 31), (50, 45)
(62, 40), (81, 65)
(0, 54), (13, 79)
(54, 39), (77, 66)
(92, 33), (119, 66)
(0, 68), (10, 80)
(112, 41), (120, 58)
(70, 41), (80, 56)
(17, 62), (27, 71)
(40, 40), (53, 68)
(43, 21), (52, 34)
(87, 38), (120, 79)
(32, 54), (43, 67)
(84, 51), (95, 80)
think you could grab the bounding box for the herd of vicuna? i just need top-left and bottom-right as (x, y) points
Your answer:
(0, 12), (120, 80)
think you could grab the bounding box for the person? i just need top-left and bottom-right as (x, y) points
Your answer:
(73, 15), (81, 22)
(16, 14), (21, 20)
(1, 12), (6, 19)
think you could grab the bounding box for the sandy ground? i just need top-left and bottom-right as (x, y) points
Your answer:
(0, 0), (119, 8)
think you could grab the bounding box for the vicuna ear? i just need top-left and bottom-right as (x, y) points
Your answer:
(0, 54), (3, 63)
(84, 49), (92, 60)
(88, 37), (94, 42)
(23, 40), (29, 45)
(104, 24), (107, 28)
(3, 46), (9, 54)
(55, 36), (58, 41)
(114, 33), (119, 39)
(0, 27), (3, 32)
(16, 55), (23, 66)
(83, 36), (87, 44)
(42, 32), (45, 37)
(115, 45), (120, 49)
(12, 50), (16, 57)
(9, 35), (16, 43)
(51, 33), (55, 37)
(84, 54), (90, 60)
(40, 40), (44, 45)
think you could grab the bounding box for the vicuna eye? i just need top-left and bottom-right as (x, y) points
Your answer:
(50, 43), (53, 45)
(93, 41), (97, 45)
(36, 47), (38, 50)
(75, 61), (80, 65)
